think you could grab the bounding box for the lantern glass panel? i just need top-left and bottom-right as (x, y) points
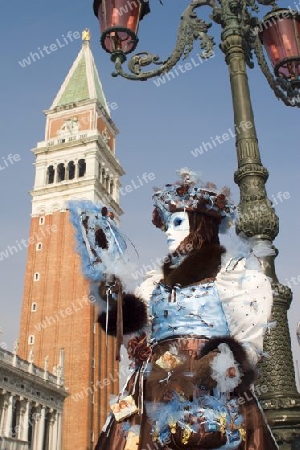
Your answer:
(97, 0), (141, 54)
(260, 11), (300, 81)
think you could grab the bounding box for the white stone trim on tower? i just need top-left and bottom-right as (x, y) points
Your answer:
(31, 128), (124, 218)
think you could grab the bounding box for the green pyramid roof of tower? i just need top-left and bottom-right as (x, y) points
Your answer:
(93, 66), (107, 110)
(57, 57), (89, 106)
(51, 41), (109, 114)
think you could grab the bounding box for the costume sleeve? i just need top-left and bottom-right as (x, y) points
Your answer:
(91, 281), (148, 335)
(93, 270), (162, 336)
(216, 257), (273, 366)
(134, 270), (162, 303)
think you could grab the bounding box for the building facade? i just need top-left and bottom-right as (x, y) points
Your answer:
(17, 32), (124, 449)
(0, 345), (67, 450)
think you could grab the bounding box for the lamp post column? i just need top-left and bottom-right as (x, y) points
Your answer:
(220, 4), (300, 448)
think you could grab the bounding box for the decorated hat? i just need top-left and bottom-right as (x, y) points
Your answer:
(152, 168), (236, 234)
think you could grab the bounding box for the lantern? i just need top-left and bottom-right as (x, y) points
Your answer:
(93, 0), (150, 55)
(259, 8), (300, 87)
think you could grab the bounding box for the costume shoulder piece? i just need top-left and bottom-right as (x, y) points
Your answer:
(216, 251), (274, 365)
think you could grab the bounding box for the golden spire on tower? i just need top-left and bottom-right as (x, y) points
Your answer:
(82, 28), (91, 42)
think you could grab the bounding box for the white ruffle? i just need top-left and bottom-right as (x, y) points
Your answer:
(216, 256), (273, 363)
(210, 343), (242, 393)
(101, 252), (139, 293)
(221, 233), (276, 262)
(135, 270), (163, 300)
(241, 342), (259, 367)
(250, 239), (277, 258)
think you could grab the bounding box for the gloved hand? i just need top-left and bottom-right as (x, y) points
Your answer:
(98, 277), (121, 302)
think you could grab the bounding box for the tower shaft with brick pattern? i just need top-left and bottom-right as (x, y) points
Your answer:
(18, 35), (124, 450)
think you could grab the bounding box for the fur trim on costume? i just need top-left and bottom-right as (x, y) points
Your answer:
(163, 244), (226, 287)
(98, 294), (148, 335)
(200, 336), (256, 392)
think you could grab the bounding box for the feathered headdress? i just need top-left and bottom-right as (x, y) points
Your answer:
(68, 200), (128, 282)
(152, 168), (236, 233)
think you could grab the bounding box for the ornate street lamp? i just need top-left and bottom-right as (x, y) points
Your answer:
(93, 0), (300, 448)
(94, 0), (300, 103)
(93, 0), (150, 56)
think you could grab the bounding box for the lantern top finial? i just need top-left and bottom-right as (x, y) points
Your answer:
(82, 28), (91, 42)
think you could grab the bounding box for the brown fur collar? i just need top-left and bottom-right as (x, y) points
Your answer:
(163, 244), (226, 288)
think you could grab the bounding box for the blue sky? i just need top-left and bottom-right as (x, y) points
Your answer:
(0, 1), (299, 387)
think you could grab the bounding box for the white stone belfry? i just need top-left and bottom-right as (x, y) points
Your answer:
(31, 35), (124, 220)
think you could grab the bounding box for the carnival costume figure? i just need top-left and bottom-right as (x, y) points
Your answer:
(69, 169), (279, 450)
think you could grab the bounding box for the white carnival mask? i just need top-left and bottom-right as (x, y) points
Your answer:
(165, 211), (190, 253)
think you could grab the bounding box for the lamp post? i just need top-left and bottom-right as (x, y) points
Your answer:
(93, 0), (300, 448)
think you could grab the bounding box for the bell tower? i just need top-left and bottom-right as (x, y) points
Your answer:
(18, 31), (124, 449)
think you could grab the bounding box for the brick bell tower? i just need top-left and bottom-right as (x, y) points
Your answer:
(18, 30), (124, 450)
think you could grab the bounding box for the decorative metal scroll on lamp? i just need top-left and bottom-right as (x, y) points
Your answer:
(93, 0), (300, 107)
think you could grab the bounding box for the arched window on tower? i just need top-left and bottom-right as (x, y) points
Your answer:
(47, 165), (55, 184)
(57, 163), (65, 182)
(34, 273), (40, 281)
(68, 161), (75, 180)
(78, 159), (86, 178)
